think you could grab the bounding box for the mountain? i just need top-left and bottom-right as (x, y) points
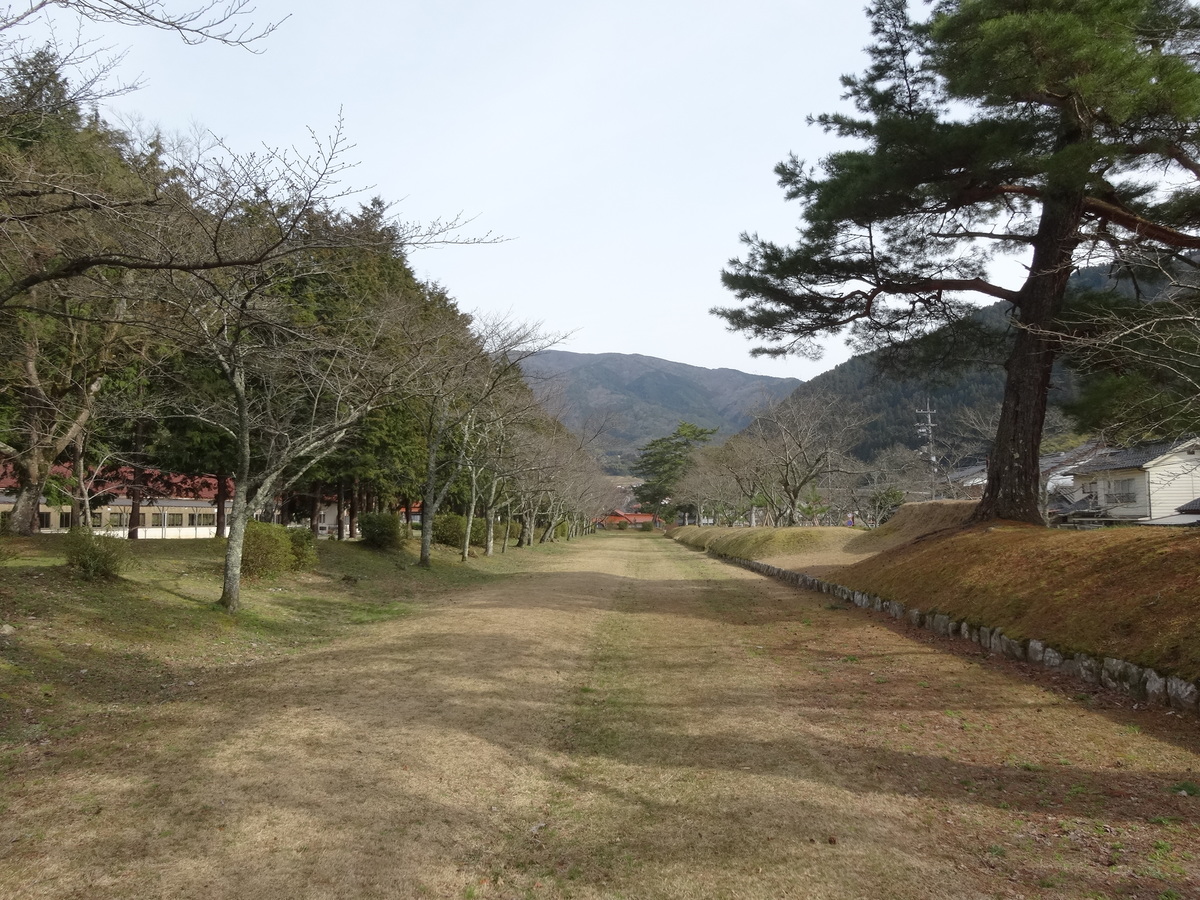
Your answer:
(521, 350), (802, 471)
(790, 351), (1011, 460)
(789, 298), (1082, 460)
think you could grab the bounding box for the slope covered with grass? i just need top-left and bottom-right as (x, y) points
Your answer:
(672, 503), (1200, 681)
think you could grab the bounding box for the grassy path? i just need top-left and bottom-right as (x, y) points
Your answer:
(2, 532), (1197, 898)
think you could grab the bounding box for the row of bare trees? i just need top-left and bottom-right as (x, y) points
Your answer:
(671, 393), (934, 528)
(0, 2), (616, 611)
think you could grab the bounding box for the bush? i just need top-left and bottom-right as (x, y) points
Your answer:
(358, 512), (403, 550)
(639, 522), (654, 532)
(241, 520), (293, 578)
(288, 527), (319, 570)
(64, 528), (126, 579)
(431, 513), (488, 549)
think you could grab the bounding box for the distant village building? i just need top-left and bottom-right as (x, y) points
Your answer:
(1062, 437), (1200, 526)
(946, 438), (1200, 527)
(0, 466), (228, 538)
(600, 510), (659, 529)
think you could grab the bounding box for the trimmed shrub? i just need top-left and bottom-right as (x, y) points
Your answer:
(431, 513), (487, 549)
(358, 512), (403, 550)
(241, 520), (293, 578)
(639, 522), (654, 532)
(288, 527), (319, 570)
(64, 528), (126, 579)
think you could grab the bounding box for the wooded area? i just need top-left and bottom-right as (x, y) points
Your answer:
(0, 1), (617, 611)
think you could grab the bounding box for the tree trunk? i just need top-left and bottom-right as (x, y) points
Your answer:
(517, 505), (534, 547)
(219, 479), (251, 613)
(129, 484), (142, 540)
(9, 466), (46, 536)
(348, 479), (359, 539)
(309, 486), (321, 537)
(73, 434), (87, 531)
(540, 501), (562, 543)
(215, 473), (229, 538)
(972, 189), (1083, 525)
(461, 466), (478, 562)
(336, 480), (346, 541)
(128, 419), (145, 539)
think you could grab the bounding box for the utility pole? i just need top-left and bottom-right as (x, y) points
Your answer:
(916, 400), (938, 501)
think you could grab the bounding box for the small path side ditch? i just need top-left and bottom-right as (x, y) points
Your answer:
(710, 552), (1200, 716)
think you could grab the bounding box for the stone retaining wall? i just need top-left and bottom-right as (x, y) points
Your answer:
(715, 552), (1200, 715)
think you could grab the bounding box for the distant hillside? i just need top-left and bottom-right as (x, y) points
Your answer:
(792, 298), (1083, 460)
(792, 351), (1010, 460)
(521, 350), (802, 470)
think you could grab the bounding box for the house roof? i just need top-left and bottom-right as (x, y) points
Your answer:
(1139, 513), (1200, 527)
(1178, 497), (1200, 514)
(1069, 439), (1189, 476)
(0, 463), (221, 500)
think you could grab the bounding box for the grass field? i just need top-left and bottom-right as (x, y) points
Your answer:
(1, 524), (1197, 898)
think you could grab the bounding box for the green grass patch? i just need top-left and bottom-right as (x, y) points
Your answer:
(0, 531), (576, 763)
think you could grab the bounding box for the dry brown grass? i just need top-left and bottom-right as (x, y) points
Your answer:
(1, 530), (1197, 899)
(670, 502), (977, 576)
(835, 521), (1200, 681)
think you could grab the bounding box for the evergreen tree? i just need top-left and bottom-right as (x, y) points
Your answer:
(716, 0), (1200, 524)
(632, 422), (717, 522)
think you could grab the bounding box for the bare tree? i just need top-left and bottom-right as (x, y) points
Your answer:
(740, 393), (864, 527)
(675, 444), (746, 526)
(408, 311), (560, 568)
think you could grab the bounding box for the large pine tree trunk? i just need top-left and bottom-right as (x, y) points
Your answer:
(973, 189), (1082, 525)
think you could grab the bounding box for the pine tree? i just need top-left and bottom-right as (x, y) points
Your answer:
(716, 0), (1200, 523)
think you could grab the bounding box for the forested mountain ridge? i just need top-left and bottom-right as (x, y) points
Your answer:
(791, 351), (1010, 461)
(532, 266), (1112, 471)
(520, 350), (802, 467)
(790, 297), (1079, 461)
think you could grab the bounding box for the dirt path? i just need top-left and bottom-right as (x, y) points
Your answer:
(3, 533), (1197, 899)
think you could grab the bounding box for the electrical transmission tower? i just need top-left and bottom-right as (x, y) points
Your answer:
(916, 400), (938, 500)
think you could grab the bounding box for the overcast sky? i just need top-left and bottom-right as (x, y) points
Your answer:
(67, 1), (881, 378)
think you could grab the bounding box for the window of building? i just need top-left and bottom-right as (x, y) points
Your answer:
(1106, 478), (1136, 504)
(151, 513), (163, 527)
(59, 511), (73, 529)
(167, 513), (184, 527)
(38, 511), (51, 530)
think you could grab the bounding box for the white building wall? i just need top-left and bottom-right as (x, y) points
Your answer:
(1147, 453), (1200, 518)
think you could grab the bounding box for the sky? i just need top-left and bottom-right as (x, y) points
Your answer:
(54, 1), (880, 379)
